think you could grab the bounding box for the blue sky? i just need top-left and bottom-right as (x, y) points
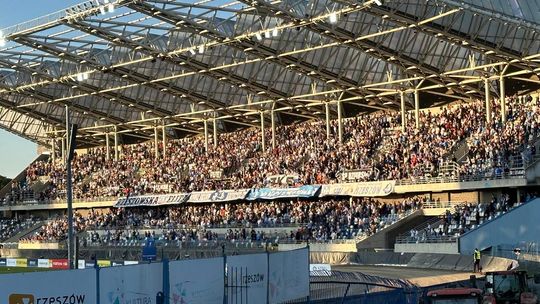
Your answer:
(0, 0), (80, 178)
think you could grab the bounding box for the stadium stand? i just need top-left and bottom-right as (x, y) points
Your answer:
(8, 95), (538, 205)
(398, 190), (540, 244)
(2, 0), (540, 263)
(18, 197), (423, 245)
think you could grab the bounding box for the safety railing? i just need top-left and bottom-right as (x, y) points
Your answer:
(395, 235), (458, 244)
(422, 201), (465, 209)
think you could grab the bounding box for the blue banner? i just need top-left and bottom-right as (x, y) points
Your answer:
(246, 186), (320, 200)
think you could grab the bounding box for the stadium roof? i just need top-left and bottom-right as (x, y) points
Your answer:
(1, 0), (540, 147)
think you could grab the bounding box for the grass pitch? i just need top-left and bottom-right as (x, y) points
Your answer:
(0, 267), (52, 274)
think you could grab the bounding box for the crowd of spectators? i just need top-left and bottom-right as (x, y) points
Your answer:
(12, 94), (540, 203)
(461, 95), (540, 178)
(22, 197), (424, 245)
(406, 191), (539, 243)
(0, 217), (36, 241)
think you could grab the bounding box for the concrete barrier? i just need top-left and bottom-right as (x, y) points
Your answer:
(280, 242), (357, 252)
(395, 242), (458, 254)
(309, 251), (515, 273)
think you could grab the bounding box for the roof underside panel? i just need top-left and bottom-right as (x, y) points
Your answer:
(0, 0), (539, 146)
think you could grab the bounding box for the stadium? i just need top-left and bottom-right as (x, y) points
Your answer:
(0, 0), (540, 303)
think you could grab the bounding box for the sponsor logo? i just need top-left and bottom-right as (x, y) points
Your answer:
(0, 258), (6, 266)
(37, 259), (50, 268)
(9, 294), (34, 304)
(16, 259), (27, 268)
(242, 273), (265, 284)
(9, 294), (86, 304)
(50, 259), (69, 269)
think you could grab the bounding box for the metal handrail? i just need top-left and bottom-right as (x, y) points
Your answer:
(395, 235), (458, 244)
(422, 201), (465, 209)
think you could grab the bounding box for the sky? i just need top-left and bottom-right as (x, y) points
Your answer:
(0, 0), (80, 178)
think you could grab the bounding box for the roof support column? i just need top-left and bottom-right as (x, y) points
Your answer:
(400, 91), (406, 132)
(154, 126), (159, 160)
(213, 117), (218, 147)
(162, 123), (167, 159)
(271, 108), (276, 150)
(50, 138), (56, 163)
(325, 102), (330, 142)
(500, 74), (506, 123)
(414, 90), (420, 129)
(61, 136), (66, 166)
(260, 111), (266, 152)
(114, 126), (118, 161)
(485, 78), (491, 124)
(105, 132), (110, 161)
(337, 100), (343, 143)
(204, 120), (209, 153)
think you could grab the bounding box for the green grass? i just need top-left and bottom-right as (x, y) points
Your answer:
(0, 267), (52, 274)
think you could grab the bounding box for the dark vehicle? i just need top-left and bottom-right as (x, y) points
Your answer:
(427, 287), (482, 304)
(483, 271), (538, 304)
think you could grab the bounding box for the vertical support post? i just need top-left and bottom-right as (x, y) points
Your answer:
(260, 111), (266, 152)
(204, 120), (209, 153)
(105, 133), (110, 161)
(65, 105), (74, 269)
(213, 117), (218, 147)
(162, 123), (167, 159)
(222, 244), (227, 304)
(51, 138), (56, 163)
(96, 266), (100, 304)
(266, 247), (270, 304)
(154, 126), (159, 159)
(400, 91), (406, 132)
(414, 90), (420, 129)
(485, 78), (491, 124)
(271, 109), (276, 150)
(337, 100), (343, 143)
(61, 137), (66, 165)
(114, 126), (119, 161)
(517, 188), (521, 204)
(325, 102), (330, 142)
(162, 259), (170, 304)
(500, 74), (506, 123)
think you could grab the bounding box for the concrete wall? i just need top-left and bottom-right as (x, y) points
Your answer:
(18, 242), (60, 250)
(395, 242), (459, 254)
(459, 198), (540, 254)
(394, 178), (527, 193)
(279, 243), (357, 252)
(450, 191), (478, 203)
(357, 210), (427, 250)
(0, 200), (115, 211)
(309, 251), (515, 273)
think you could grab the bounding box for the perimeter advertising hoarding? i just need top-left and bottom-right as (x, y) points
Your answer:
(169, 257), (224, 304)
(227, 253), (268, 303)
(0, 269), (97, 304)
(51, 259), (69, 269)
(100, 263), (163, 304)
(37, 259), (49, 268)
(97, 260), (111, 267)
(268, 248), (310, 304)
